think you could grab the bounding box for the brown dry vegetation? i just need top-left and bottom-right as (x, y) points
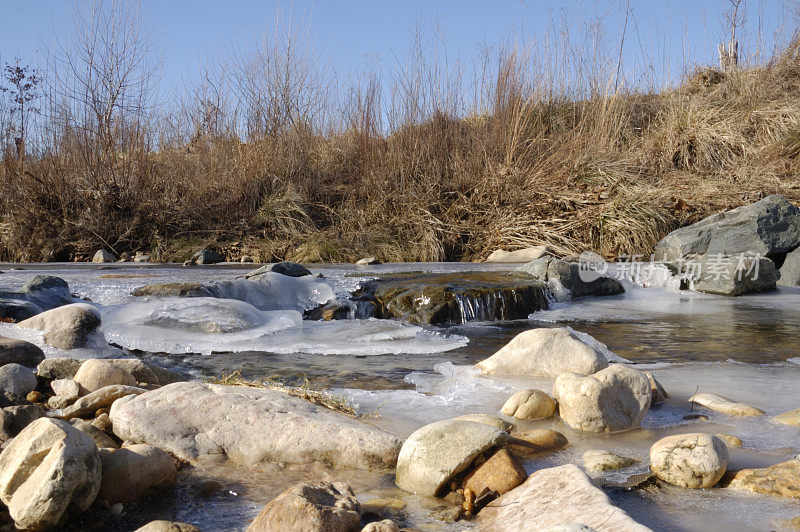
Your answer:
(1, 4), (800, 263)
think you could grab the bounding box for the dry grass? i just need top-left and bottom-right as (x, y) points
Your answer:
(203, 370), (361, 418)
(1, 7), (799, 263)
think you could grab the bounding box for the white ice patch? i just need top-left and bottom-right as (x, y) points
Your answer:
(789, 357), (800, 366)
(208, 274), (335, 312)
(102, 298), (467, 356)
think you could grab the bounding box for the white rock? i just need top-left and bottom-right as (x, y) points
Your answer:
(395, 419), (507, 496)
(553, 365), (651, 433)
(486, 246), (548, 263)
(19, 303), (102, 349)
(112, 382), (402, 470)
(0, 418), (101, 530)
(476, 328), (609, 378)
(649, 433), (728, 488)
(73, 359), (137, 394)
(478, 464), (650, 531)
(688, 393), (764, 417)
(501, 389), (557, 420)
(92, 250), (115, 263)
(51, 378), (80, 399)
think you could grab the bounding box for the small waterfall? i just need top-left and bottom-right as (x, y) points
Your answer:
(454, 285), (549, 323)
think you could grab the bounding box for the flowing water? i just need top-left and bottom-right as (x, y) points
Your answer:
(1, 261), (799, 531)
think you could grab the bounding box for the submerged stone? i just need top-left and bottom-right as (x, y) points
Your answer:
(352, 272), (549, 325)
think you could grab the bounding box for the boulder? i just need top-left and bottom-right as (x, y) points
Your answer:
(583, 450), (640, 472)
(246, 481), (360, 532)
(92, 249), (115, 263)
(131, 282), (215, 298)
(476, 328), (609, 378)
(774, 408), (800, 426)
(463, 448), (527, 495)
(0, 299), (42, 321)
(60, 385), (147, 419)
(112, 382), (402, 470)
(675, 254), (778, 296)
(37, 357), (184, 385)
(501, 389), (557, 420)
(395, 419), (508, 496)
(0, 405), (45, 441)
(452, 414), (514, 432)
(0, 363), (37, 397)
(518, 256), (624, 300)
(51, 378), (80, 400)
(246, 261), (312, 279)
(134, 522), (202, 532)
(506, 429), (568, 457)
(689, 393), (764, 417)
(361, 520), (399, 532)
(0, 337), (45, 368)
(487, 246), (548, 263)
(97, 444), (177, 503)
(73, 359), (137, 394)
(70, 419), (119, 449)
(778, 246), (800, 286)
(19, 303), (102, 349)
(190, 249), (224, 265)
(356, 257), (381, 265)
(654, 195), (800, 263)
(0, 418), (101, 530)
(478, 464), (650, 531)
(553, 365), (652, 433)
(721, 460), (800, 498)
(20, 275), (73, 311)
(649, 433), (728, 488)
(644, 372), (668, 404)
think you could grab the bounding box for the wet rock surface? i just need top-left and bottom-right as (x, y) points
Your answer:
(246, 481), (361, 532)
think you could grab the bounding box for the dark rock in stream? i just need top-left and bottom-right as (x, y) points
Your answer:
(0, 275), (74, 321)
(245, 261), (312, 279)
(352, 272), (550, 325)
(518, 256), (625, 299)
(131, 282), (215, 298)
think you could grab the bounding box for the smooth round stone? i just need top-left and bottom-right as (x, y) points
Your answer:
(501, 389), (556, 420)
(452, 414), (514, 432)
(582, 450), (640, 472)
(0, 363), (37, 397)
(507, 429), (568, 456)
(716, 434), (743, 448)
(689, 393), (764, 417)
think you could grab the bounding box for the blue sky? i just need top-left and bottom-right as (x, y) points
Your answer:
(0, 1), (796, 103)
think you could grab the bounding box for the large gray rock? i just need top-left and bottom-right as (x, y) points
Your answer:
(553, 365), (652, 433)
(190, 249), (224, 265)
(650, 433), (728, 488)
(97, 444), (177, 503)
(519, 256), (624, 299)
(0, 363), (37, 397)
(73, 359), (137, 394)
(0, 275), (72, 321)
(476, 328), (609, 378)
(19, 303), (102, 349)
(0, 337), (45, 368)
(246, 481), (360, 532)
(0, 405), (45, 441)
(92, 249), (115, 263)
(395, 419), (508, 497)
(673, 254), (778, 296)
(478, 464), (651, 531)
(0, 299), (42, 321)
(654, 195), (800, 263)
(0, 417), (101, 530)
(112, 382), (402, 470)
(246, 261), (312, 279)
(779, 246), (800, 286)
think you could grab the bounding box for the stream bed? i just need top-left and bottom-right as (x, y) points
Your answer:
(0, 261), (799, 531)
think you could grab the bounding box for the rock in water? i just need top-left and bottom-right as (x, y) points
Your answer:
(654, 195), (800, 263)
(395, 419), (508, 496)
(463, 448), (528, 495)
(478, 464), (650, 531)
(644, 372), (668, 404)
(112, 382), (402, 470)
(190, 249), (224, 265)
(0, 363), (37, 397)
(98, 444), (177, 503)
(553, 365), (651, 433)
(18, 303), (102, 349)
(452, 414), (514, 432)
(135, 522), (202, 532)
(246, 481), (361, 532)
(356, 257), (381, 265)
(501, 389), (557, 420)
(245, 261), (312, 279)
(583, 450), (640, 472)
(774, 408), (800, 426)
(518, 256), (625, 299)
(476, 327), (609, 378)
(92, 249), (115, 263)
(779, 246), (800, 286)
(721, 460), (800, 498)
(678, 254), (778, 296)
(73, 359), (138, 394)
(486, 246), (548, 263)
(506, 429), (568, 457)
(0, 337), (45, 368)
(0, 418), (101, 530)
(20, 275), (73, 311)
(688, 393), (765, 416)
(649, 433), (728, 488)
